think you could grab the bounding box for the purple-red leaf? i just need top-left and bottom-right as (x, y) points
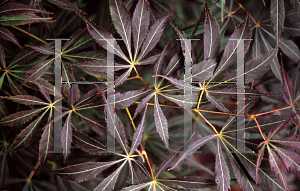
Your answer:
(215, 138), (230, 191)
(267, 145), (288, 190)
(61, 113), (72, 162)
(206, 92), (229, 113)
(130, 105), (147, 155)
(132, 0), (150, 60)
(1, 95), (47, 105)
(39, 121), (54, 167)
(0, 2), (51, 16)
(110, 0), (132, 60)
(170, 134), (217, 170)
(137, 13), (169, 61)
(204, 3), (221, 60)
(192, 58), (217, 82)
(54, 159), (124, 182)
(154, 94), (169, 149)
(244, 46), (278, 84)
(270, 0), (285, 43)
(214, 14), (252, 76)
(0, 27), (21, 48)
(0, 107), (45, 126)
(94, 161), (126, 191)
(115, 89), (151, 110)
(23, 58), (54, 84)
(72, 129), (107, 154)
(8, 111), (46, 152)
(85, 20), (130, 63)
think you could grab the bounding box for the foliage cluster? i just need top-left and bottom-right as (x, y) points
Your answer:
(0, 0), (300, 190)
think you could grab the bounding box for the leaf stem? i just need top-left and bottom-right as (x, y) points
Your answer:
(27, 160), (40, 182)
(251, 115), (266, 141)
(10, 25), (48, 45)
(194, 109), (219, 135)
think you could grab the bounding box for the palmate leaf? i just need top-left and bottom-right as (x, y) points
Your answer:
(225, 146), (262, 191)
(270, 0), (285, 43)
(290, 0), (300, 15)
(129, 104), (147, 155)
(0, 95), (48, 105)
(170, 134), (217, 170)
(115, 89), (151, 110)
(23, 58), (54, 84)
(110, 0), (132, 60)
(192, 58), (217, 82)
(72, 129), (107, 154)
(244, 46), (278, 84)
(206, 92), (229, 113)
(274, 135), (300, 150)
(159, 176), (216, 189)
(154, 94), (169, 149)
(0, 13), (53, 26)
(267, 145), (288, 190)
(8, 108), (49, 152)
(204, 2), (221, 60)
(0, 2), (51, 16)
(0, 107), (46, 126)
(0, 26), (21, 48)
(258, 29), (282, 82)
(54, 159), (125, 183)
(153, 39), (169, 88)
(136, 12), (170, 61)
(39, 120), (54, 168)
(133, 92), (155, 119)
(94, 161), (127, 191)
(215, 138), (230, 191)
(273, 145), (300, 179)
(85, 17), (129, 63)
(235, 153), (285, 190)
(62, 112), (72, 162)
(132, 0), (150, 60)
(214, 14), (252, 76)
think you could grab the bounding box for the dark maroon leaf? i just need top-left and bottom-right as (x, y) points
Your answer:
(244, 47), (278, 84)
(154, 94), (169, 149)
(72, 129), (107, 154)
(204, 3), (221, 60)
(136, 13), (169, 61)
(267, 145), (288, 190)
(159, 176), (216, 189)
(8, 111), (47, 152)
(206, 92), (229, 113)
(270, 0), (285, 43)
(23, 58), (54, 84)
(61, 113), (72, 162)
(130, 105), (147, 155)
(215, 138), (230, 191)
(0, 2), (50, 16)
(214, 14), (252, 76)
(0, 107), (45, 126)
(133, 92), (154, 119)
(192, 58), (217, 82)
(54, 159), (124, 182)
(132, 0), (150, 60)
(170, 134), (217, 170)
(0, 95), (47, 105)
(0, 26), (21, 48)
(39, 121), (54, 167)
(25, 43), (53, 55)
(94, 161), (126, 191)
(110, 0), (132, 60)
(115, 89), (151, 110)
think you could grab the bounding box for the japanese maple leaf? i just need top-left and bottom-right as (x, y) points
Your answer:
(80, 0), (170, 88)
